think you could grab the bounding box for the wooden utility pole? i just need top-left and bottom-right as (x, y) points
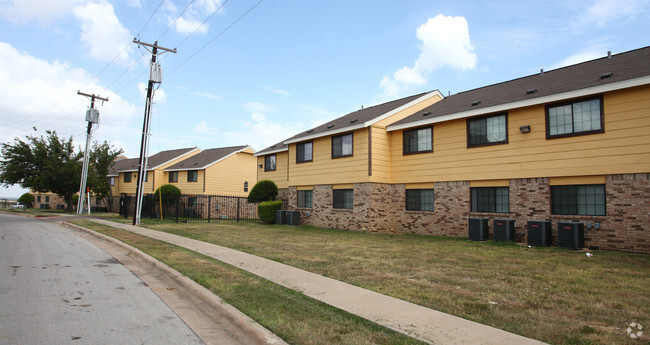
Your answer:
(132, 39), (176, 225)
(77, 91), (108, 215)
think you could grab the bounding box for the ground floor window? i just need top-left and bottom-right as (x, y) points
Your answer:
(551, 184), (606, 216)
(406, 189), (434, 211)
(333, 189), (353, 209)
(470, 187), (509, 213)
(297, 190), (313, 208)
(188, 197), (197, 207)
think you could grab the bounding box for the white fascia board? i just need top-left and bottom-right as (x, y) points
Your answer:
(284, 123), (366, 144)
(254, 147), (288, 157)
(365, 90), (445, 127)
(386, 76), (650, 132)
(149, 147), (201, 170)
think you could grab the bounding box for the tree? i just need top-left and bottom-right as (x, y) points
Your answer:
(87, 141), (123, 212)
(154, 184), (181, 219)
(17, 193), (34, 207)
(1, 130), (82, 211)
(247, 180), (278, 203)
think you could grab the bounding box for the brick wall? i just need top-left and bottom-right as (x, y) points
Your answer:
(286, 174), (649, 254)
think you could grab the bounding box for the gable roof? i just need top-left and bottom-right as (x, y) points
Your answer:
(107, 147), (199, 176)
(283, 90), (443, 144)
(165, 145), (253, 171)
(254, 140), (288, 157)
(388, 46), (650, 131)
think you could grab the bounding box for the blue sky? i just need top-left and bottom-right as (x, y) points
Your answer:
(1, 0), (649, 198)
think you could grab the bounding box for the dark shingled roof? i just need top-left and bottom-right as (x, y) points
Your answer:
(255, 140), (288, 156)
(165, 146), (250, 170)
(108, 147), (198, 175)
(391, 46), (650, 128)
(283, 91), (433, 143)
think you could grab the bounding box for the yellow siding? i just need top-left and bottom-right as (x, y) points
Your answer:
(204, 152), (257, 196)
(296, 185), (313, 191)
(550, 176), (606, 185)
(469, 180), (510, 187)
(391, 86), (650, 183)
(172, 170), (205, 194)
(289, 129), (370, 186)
(257, 151), (289, 188)
(372, 93), (443, 127)
(369, 126), (393, 183)
(405, 182), (435, 189)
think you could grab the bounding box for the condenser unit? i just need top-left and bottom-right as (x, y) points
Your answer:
(275, 210), (287, 225)
(557, 222), (585, 250)
(468, 218), (489, 241)
(527, 220), (552, 246)
(286, 211), (301, 226)
(493, 219), (515, 242)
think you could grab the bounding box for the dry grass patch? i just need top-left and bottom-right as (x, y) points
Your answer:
(117, 220), (650, 345)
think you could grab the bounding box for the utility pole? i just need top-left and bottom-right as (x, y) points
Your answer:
(77, 91), (108, 216)
(132, 39), (176, 225)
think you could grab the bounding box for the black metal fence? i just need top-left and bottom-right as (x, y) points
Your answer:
(119, 194), (259, 223)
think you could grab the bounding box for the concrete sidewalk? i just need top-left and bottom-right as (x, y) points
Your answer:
(91, 219), (547, 345)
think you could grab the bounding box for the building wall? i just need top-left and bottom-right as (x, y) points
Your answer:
(204, 151), (257, 196)
(170, 170), (206, 194)
(257, 151), (289, 188)
(389, 86), (650, 183)
(287, 174), (649, 254)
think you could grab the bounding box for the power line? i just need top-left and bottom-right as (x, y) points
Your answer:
(167, 0), (266, 78)
(158, 0), (196, 41)
(175, 0), (230, 49)
(136, 0), (166, 38)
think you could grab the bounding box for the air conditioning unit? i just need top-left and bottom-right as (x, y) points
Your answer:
(468, 218), (489, 241)
(275, 210), (287, 225)
(493, 219), (515, 242)
(557, 222), (585, 250)
(286, 211), (301, 226)
(527, 220), (552, 246)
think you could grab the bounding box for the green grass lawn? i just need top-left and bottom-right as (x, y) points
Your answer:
(97, 220), (650, 345)
(70, 219), (426, 345)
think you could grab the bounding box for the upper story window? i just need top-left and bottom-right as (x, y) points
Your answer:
(551, 184), (606, 216)
(169, 171), (178, 183)
(471, 187), (509, 213)
(187, 170), (198, 182)
(546, 96), (603, 139)
(265, 154), (276, 171)
(403, 126), (433, 155)
(109, 177), (115, 186)
(468, 113), (507, 147)
(296, 141), (313, 163)
(332, 133), (353, 158)
(124, 172), (132, 183)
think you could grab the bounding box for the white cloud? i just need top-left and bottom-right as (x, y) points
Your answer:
(0, 0), (86, 25)
(166, 0), (225, 35)
(191, 91), (221, 100)
(585, 0), (647, 26)
(0, 41), (138, 157)
(380, 14), (477, 96)
(138, 82), (168, 104)
(193, 120), (218, 135)
(73, 1), (135, 66)
(264, 85), (291, 96)
(242, 101), (274, 113)
(550, 45), (608, 70)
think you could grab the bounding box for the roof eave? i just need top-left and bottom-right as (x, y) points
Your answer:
(387, 76), (650, 132)
(284, 123), (366, 144)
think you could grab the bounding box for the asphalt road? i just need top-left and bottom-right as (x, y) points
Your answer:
(0, 213), (204, 345)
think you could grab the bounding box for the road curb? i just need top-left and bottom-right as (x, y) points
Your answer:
(64, 221), (287, 345)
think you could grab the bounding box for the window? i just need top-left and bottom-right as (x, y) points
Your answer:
(145, 172), (148, 182)
(468, 114), (507, 147)
(45, 195), (49, 203)
(124, 172), (132, 183)
(95, 198), (101, 205)
(403, 126), (433, 154)
(265, 155), (276, 171)
(296, 141), (313, 163)
(471, 187), (509, 213)
(169, 171), (178, 183)
(188, 197), (197, 207)
(406, 189), (434, 211)
(37, 196), (41, 202)
(297, 190), (313, 208)
(551, 184), (606, 216)
(332, 133), (353, 158)
(187, 170), (198, 182)
(333, 189), (353, 209)
(109, 177), (115, 186)
(547, 96), (603, 138)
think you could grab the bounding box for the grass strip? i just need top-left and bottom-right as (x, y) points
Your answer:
(70, 219), (426, 345)
(110, 219), (650, 345)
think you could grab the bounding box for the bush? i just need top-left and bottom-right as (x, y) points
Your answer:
(247, 180), (278, 203)
(17, 193), (34, 207)
(72, 194), (79, 206)
(155, 184), (181, 205)
(258, 200), (282, 224)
